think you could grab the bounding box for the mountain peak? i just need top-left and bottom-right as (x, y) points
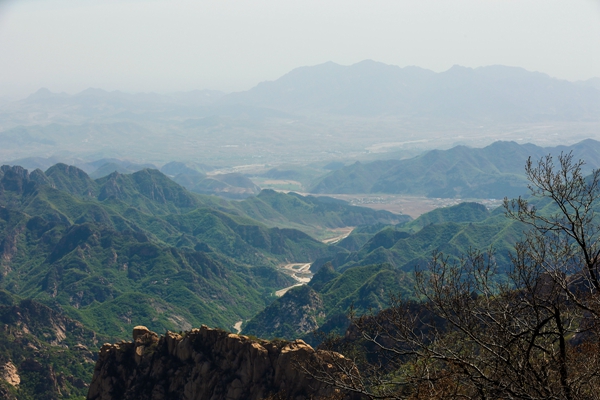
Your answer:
(75, 87), (110, 97)
(24, 88), (67, 101)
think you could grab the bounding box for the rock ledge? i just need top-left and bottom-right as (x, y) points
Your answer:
(87, 325), (346, 400)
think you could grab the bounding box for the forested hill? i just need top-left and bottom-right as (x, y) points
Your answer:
(309, 139), (600, 198)
(0, 164), (405, 338)
(0, 163), (407, 398)
(243, 201), (523, 341)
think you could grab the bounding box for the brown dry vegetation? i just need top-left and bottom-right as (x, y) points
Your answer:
(306, 153), (600, 399)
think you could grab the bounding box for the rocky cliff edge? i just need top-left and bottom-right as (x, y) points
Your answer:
(87, 325), (349, 400)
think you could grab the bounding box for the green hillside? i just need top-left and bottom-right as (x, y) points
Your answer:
(0, 164), (371, 338)
(400, 201), (491, 232)
(235, 189), (408, 239)
(309, 139), (600, 198)
(330, 211), (519, 273)
(244, 201), (524, 341)
(4, 162), (412, 398)
(310, 160), (399, 194)
(243, 262), (414, 341)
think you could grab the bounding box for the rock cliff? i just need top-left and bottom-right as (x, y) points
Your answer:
(87, 325), (349, 400)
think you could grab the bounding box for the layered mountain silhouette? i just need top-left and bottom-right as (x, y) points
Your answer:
(3, 61), (599, 165)
(8, 60), (600, 124)
(309, 139), (600, 198)
(223, 60), (600, 120)
(244, 201), (522, 341)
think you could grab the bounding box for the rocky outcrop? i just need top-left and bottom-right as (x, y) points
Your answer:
(87, 325), (349, 400)
(0, 361), (20, 386)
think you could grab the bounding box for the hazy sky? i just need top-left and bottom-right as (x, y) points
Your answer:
(1, 0), (599, 98)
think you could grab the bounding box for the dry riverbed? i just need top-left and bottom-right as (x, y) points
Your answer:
(233, 320), (243, 334)
(275, 263), (313, 297)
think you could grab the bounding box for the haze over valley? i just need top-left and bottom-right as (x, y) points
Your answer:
(2, 61), (600, 170)
(2, 1), (600, 398)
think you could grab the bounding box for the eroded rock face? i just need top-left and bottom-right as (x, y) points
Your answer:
(87, 325), (347, 400)
(0, 361), (20, 386)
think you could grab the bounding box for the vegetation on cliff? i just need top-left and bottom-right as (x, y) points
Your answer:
(0, 290), (104, 399)
(246, 202), (522, 341)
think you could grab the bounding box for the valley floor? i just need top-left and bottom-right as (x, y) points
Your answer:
(275, 263), (313, 297)
(312, 194), (504, 218)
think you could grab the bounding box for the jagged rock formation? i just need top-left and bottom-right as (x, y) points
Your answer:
(88, 325), (348, 400)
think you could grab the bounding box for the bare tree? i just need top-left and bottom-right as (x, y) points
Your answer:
(306, 153), (600, 399)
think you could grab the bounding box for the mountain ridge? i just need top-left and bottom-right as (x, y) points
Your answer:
(222, 61), (600, 120)
(309, 139), (600, 198)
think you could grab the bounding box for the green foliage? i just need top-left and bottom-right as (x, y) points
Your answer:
(310, 160), (396, 194)
(244, 263), (415, 341)
(0, 165), (355, 340)
(308, 263), (340, 292)
(3, 163), (395, 398)
(243, 285), (323, 340)
(324, 204), (521, 273)
(245, 201), (531, 342)
(400, 201), (490, 232)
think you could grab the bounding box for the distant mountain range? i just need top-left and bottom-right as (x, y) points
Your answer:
(1, 157), (263, 199)
(2, 61), (599, 164)
(224, 60), (600, 121)
(309, 139), (600, 198)
(13, 61), (600, 123)
(8, 138), (600, 202)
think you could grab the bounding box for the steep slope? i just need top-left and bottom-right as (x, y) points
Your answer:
(0, 165), (345, 338)
(401, 201), (491, 232)
(244, 263), (414, 341)
(243, 285), (325, 339)
(1, 163), (404, 398)
(244, 202), (522, 341)
(0, 290), (106, 399)
(309, 160), (400, 194)
(330, 214), (519, 273)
